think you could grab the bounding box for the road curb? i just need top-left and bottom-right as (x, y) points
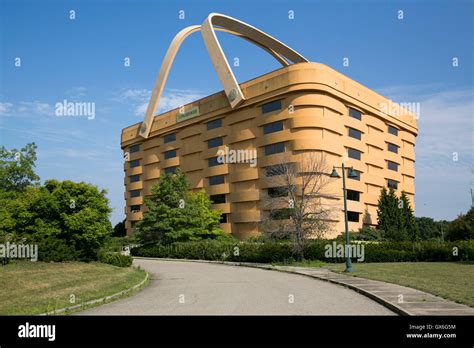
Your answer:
(133, 257), (408, 315)
(39, 269), (149, 316)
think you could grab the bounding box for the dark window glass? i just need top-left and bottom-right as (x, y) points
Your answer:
(208, 156), (223, 167)
(129, 144), (140, 153)
(348, 169), (361, 181)
(130, 174), (140, 183)
(210, 194), (226, 204)
(387, 179), (399, 189)
(164, 133), (176, 143)
(129, 159), (140, 168)
(263, 120), (284, 135)
(265, 142), (285, 156)
(347, 211), (360, 222)
(262, 100), (282, 114)
(130, 205), (141, 213)
(207, 119), (222, 130)
(164, 149), (177, 159)
(130, 190), (140, 198)
(209, 175), (225, 185)
(346, 189), (360, 201)
(388, 125), (398, 136)
(348, 127), (362, 140)
(208, 137), (223, 149)
(265, 165), (280, 177)
(164, 166), (178, 174)
(220, 214), (228, 223)
(388, 143), (398, 153)
(347, 148), (361, 160)
(268, 186), (289, 198)
(270, 208), (293, 220)
(388, 161), (398, 171)
(349, 107), (362, 120)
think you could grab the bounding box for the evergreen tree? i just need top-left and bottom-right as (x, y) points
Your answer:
(136, 169), (229, 244)
(399, 191), (418, 241)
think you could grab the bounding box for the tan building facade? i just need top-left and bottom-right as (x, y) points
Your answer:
(121, 62), (418, 239)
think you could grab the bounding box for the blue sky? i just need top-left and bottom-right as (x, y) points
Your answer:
(1, 0), (472, 225)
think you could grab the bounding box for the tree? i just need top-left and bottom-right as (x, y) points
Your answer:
(0, 142), (40, 192)
(136, 169), (229, 244)
(414, 217), (449, 241)
(261, 152), (334, 259)
(377, 188), (407, 241)
(113, 220), (127, 237)
(399, 191), (418, 241)
(0, 180), (113, 261)
(446, 207), (474, 241)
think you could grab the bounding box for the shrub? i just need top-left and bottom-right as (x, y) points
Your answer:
(98, 251), (133, 267)
(132, 240), (474, 263)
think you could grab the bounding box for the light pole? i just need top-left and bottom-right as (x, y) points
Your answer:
(330, 163), (358, 273)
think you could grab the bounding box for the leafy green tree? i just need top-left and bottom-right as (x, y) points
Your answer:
(136, 169), (229, 244)
(414, 217), (449, 241)
(0, 142), (40, 192)
(446, 207), (474, 241)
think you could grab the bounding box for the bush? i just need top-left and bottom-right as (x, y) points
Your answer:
(98, 251), (133, 267)
(131, 240), (474, 263)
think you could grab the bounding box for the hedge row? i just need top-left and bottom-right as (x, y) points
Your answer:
(131, 240), (474, 263)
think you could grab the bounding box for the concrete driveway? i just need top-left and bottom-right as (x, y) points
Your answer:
(79, 259), (395, 315)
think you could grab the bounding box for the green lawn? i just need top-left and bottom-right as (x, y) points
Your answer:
(327, 262), (474, 307)
(0, 261), (147, 315)
(273, 260), (326, 268)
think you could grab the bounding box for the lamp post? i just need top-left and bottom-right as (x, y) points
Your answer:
(330, 163), (358, 273)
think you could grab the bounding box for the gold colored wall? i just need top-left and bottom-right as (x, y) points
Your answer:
(121, 63), (418, 239)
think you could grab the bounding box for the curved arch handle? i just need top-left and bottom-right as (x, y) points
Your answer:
(139, 13), (308, 138)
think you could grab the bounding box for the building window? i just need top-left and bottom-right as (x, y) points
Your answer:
(347, 211), (360, 222)
(388, 125), (398, 136)
(346, 189), (360, 201)
(130, 205), (141, 213)
(348, 169), (361, 181)
(207, 118), (222, 130)
(210, 194), (226, 204)
(208, 156), (223, 167)
(164, 149), (177, 159)
(348, 127), (362, 140)
(208, 137), (223, 149)
(387, 179), (398, 189)
(388, 143), (398, 154)
(347, 148), (361, 160)
(164, 132), (176, 143)
(265, 142), (285, 156)
(129, 159), (140, 168)
(263, 120), (284, 135)
(164, 166), (178, 174)
(387, 161), (398, 171)
(130, 174), (140, 183)
(220, 214), (228, 223)
(270, 208), (292, 220)
(349, 107), (362, 120)
(129, 144), (140, 153)
(130, 190), (140, 198)
(262, 100), (282, 114)
(209, 175), (225, 185)
(268, 186), (289, 198)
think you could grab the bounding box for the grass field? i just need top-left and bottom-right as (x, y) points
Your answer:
(327, 262), (474, 307)
(0, 261), (147, 315)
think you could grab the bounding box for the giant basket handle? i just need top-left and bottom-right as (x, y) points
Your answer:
(139, 13), (308, 138)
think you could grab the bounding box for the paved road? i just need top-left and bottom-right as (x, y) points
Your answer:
(79, 259), (395, 315)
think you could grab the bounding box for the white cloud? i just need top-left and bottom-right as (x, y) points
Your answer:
(115, 88), (206, 117)
(65, 86), (87, 100)
(0, 102), (14, 116)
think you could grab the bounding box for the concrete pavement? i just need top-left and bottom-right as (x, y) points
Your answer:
(79, 259), (395, 315)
